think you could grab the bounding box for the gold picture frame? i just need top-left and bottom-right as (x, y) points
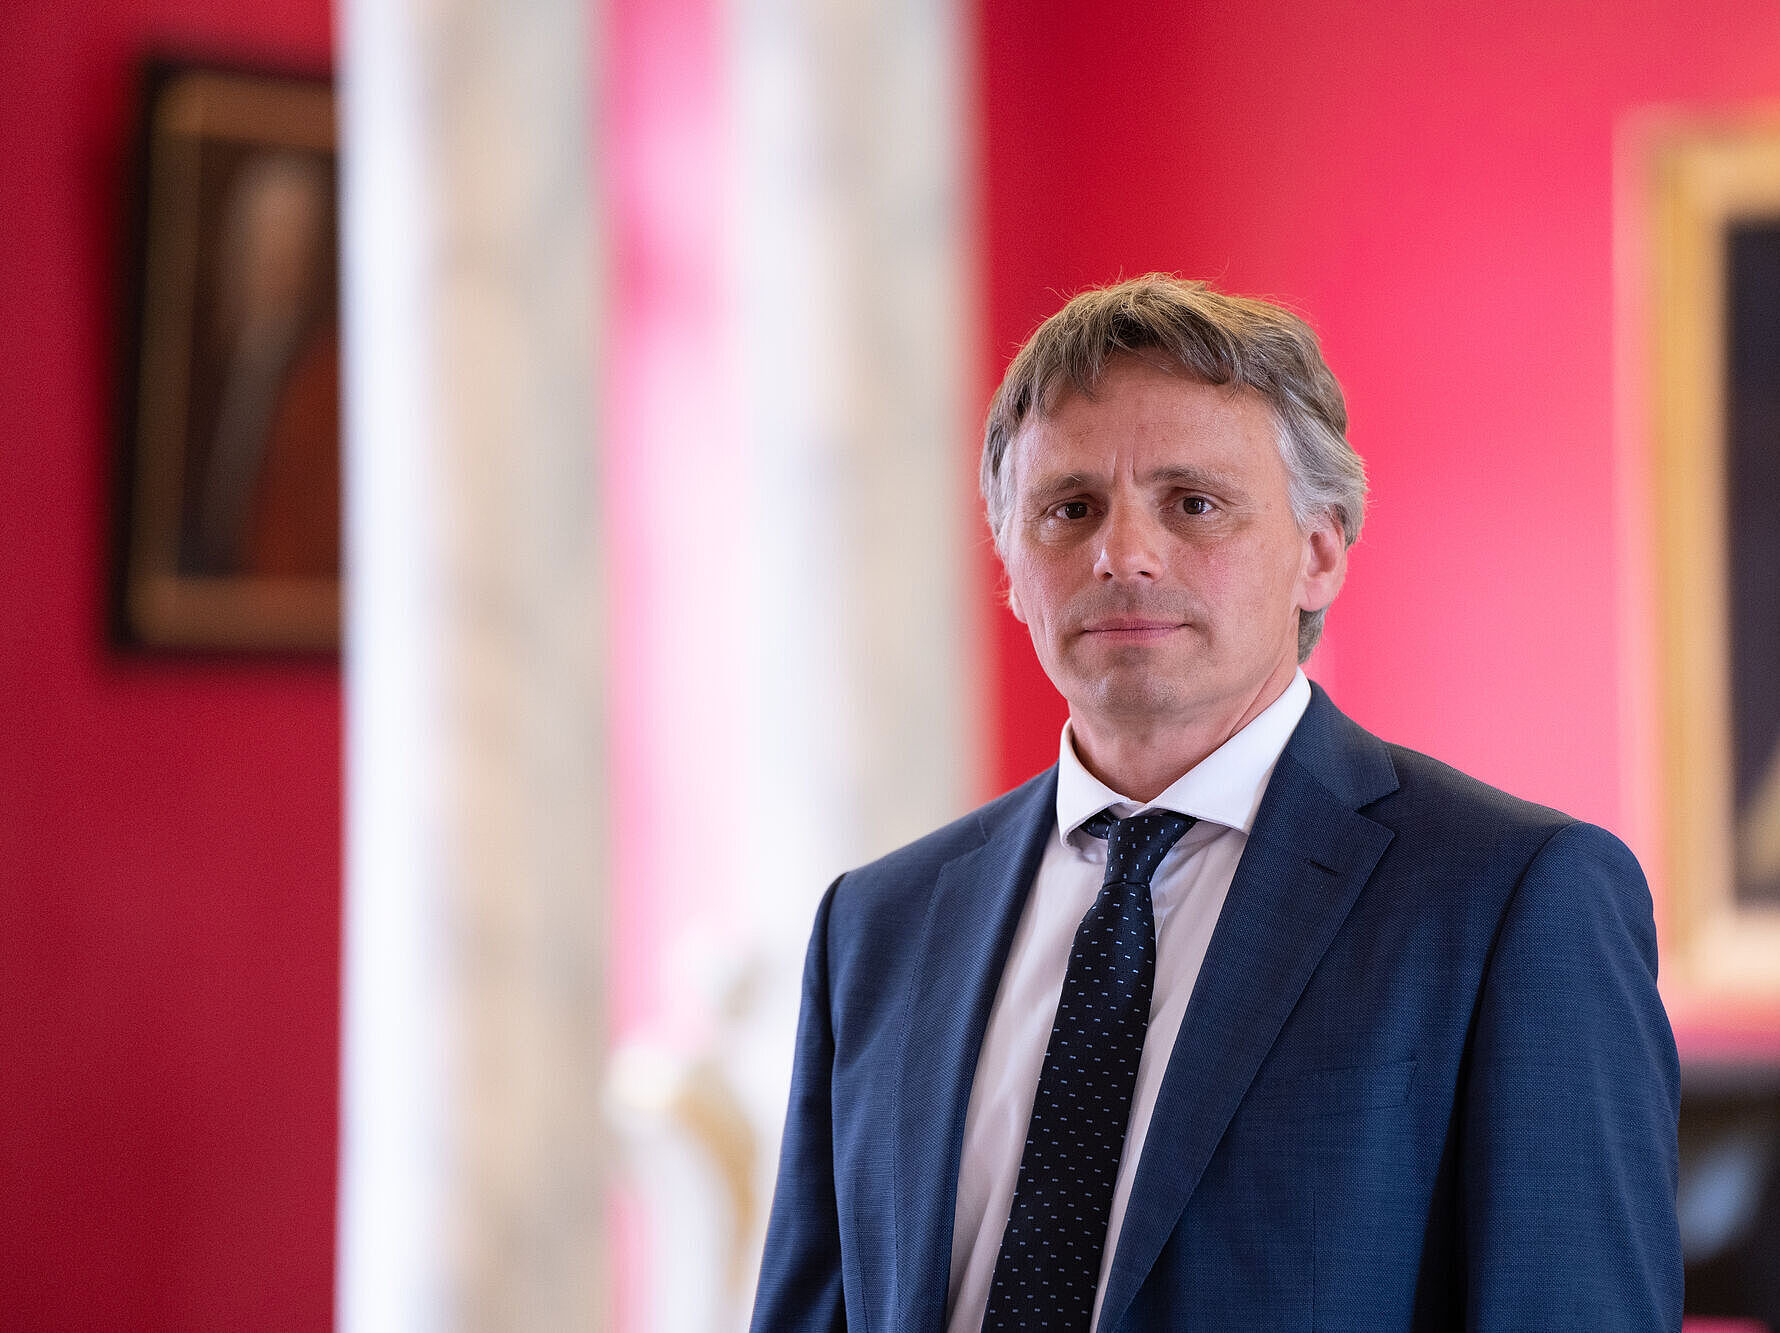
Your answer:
(117, 63), (339, 651)
(1651, 120), (1780, 1003)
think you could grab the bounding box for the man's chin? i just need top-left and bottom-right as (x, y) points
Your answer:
(1077, 674), (1193, 723)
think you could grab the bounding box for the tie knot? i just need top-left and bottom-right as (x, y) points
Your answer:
(1080, 809), (1197, 887)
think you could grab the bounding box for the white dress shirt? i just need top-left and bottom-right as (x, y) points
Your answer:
(944, 670), (1312, 1333)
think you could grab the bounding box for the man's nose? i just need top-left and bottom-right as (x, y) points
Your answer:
(1092, 505), (1162, 581)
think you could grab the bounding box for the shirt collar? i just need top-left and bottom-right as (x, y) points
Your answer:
(1055, 669), (1313, 844)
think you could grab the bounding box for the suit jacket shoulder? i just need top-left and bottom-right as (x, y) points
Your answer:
(1381, 739), (1571, 841)
(1283, 683), (1625, 915)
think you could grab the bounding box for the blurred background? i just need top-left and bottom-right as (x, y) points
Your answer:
(3, 0), (1780, 1328)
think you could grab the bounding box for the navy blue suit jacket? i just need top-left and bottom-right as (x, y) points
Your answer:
(751, 685), (1682, 1331)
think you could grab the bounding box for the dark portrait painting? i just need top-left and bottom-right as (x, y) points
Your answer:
(1650, 121), (1780, 1002)
(1726, 223), (1780, 911)
(116, 63), (338, 651)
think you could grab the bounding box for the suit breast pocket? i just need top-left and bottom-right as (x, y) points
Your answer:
(1244, 1055), (1418, 1120)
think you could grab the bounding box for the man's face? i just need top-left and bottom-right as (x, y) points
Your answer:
(1003, 356), (1346, 741)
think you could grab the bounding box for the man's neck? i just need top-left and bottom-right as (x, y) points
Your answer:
(1069, 667), (1297, 803)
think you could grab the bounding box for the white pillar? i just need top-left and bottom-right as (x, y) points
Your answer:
(604, 0), (978, 1325)
(335, 0), (606, 1325)
(728, 0), (979, 929)
(727, 0), (983, 1260)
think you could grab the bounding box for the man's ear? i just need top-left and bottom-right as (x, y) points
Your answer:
(1007, 583), (1027, 624)
(1297, 517), (1348, 614)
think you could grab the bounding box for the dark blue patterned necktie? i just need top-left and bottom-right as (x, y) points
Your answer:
(982, 808), (1197, 1332)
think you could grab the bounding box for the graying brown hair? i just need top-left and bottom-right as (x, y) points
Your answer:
(981, 274), (1367, 661)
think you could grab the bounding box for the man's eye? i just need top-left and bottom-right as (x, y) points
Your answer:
(1181, 495), (1214, 516)
(1054, 500), (1091, 520)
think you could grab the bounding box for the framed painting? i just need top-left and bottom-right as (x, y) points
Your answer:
(115, 62), (339, 651)
(1650, 119), (1780, 1003)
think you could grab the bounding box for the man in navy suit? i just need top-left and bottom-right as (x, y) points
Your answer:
(751, 276), (1682, 1330)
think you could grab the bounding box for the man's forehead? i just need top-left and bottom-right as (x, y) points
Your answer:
(1012, 359), (1278, 482)
(1031, 349), (1252, 416)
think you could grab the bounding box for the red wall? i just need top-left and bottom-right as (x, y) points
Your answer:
(977, 0), (1780, 860)
(0, 3), (338, 1328)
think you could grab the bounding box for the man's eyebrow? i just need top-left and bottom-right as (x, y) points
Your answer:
(1143, 464), (1249, 494)
(1025, 471), (1097, 499)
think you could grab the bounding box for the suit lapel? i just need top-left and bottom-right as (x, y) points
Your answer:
(892, 769), (1057, 1330)
(1096, 687), (1399, 1333)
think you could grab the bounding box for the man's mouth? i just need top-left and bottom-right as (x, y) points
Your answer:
(1079, 617), (1183, 640)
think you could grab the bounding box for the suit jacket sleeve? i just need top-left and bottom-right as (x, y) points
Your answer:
(751, 876), (848, 1332)
(1461, 821), (1683, 1330)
